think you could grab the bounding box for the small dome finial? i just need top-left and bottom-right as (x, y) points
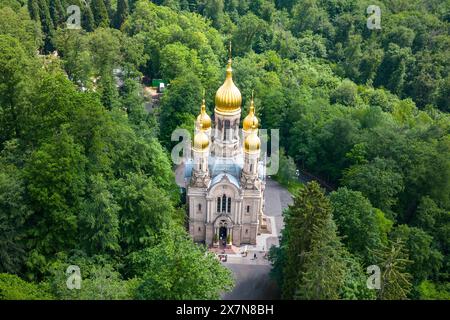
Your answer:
(244, 131), (261, 154)
(193, 129), (209, 151)
(250, 90), (255, 111)
(197, 90), (211, 130)
(243, 91), (259, 131)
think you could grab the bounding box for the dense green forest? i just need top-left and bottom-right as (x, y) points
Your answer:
(0, 0), (449, 300)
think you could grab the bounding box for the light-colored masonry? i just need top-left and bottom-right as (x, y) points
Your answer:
(185, 55), (266, 247)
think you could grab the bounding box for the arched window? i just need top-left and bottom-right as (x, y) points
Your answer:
(227, 197), (231, 213)
(246, 205), (250, 213)
(217, 197), (221, 212)
(222, 194), (227, 212)
(198, 204), (202, 211)
(223, 120), (230, 140)
(249, 163), (253, 173)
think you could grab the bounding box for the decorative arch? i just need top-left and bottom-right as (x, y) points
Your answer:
(208, 175), (241, 200)
(213, 214), (234, 228)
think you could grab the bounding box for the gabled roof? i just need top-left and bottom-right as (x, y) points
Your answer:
(210, 173), (240, 190)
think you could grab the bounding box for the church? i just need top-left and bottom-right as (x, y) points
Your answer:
(185, 51), (266, 247)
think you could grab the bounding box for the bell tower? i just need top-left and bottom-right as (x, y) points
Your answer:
(213, 43), (242, 158)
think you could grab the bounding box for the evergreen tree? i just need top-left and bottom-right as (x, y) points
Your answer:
(372, 239), (413, 300)
(82, 3), (95, 32)
(28, 0), (41, 22)
(0, 163), (31, 274)
(91, 0), (110, 28)
(295, 219), (347, 299)
(280, 181), (336, 299)
(104, 0), (114, 20)
(37, 0), (55, 51)
(98, 72), (120, 110)
(49, 0), (65, 28)
(79, 174), (120, 255)
(114, 0), (129, 29)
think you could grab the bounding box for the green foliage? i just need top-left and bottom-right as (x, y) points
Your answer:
(79, 175), (121, 255)
(273, 148), (297, 187)
(160, 43), (202, 80)
(115, 0), (130, 29)
(0, 0), (449, 301)
(272, 181), (348, 299)
(129, 226), (234, 300)
(0, 273), (53, 300)
(45, 254), (137, 300)
(342, 157), (404, 213)
(417, 280), (450, 300)
(24, 128), (87, 269)
(0, 34), (35, 145)
(330, 187), (388, 264)
(331, 79), (358, 106)
(159, 72), (203, 147)
(113, 173), (176, 252)
(92, 0), (111, 28)
(391, 225), (443, 284)
(0, 6), (42, 54)
(294, 218), (347, 300)
(413, 197), (450, 258)
(372, 239), (413, 300)
(231, 13), (267, 55)
(123, 0), (224, 85)
(339, 252), (376, 300)
(0, 163), (31, 274)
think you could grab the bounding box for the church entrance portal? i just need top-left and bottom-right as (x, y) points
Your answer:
(219, 226), (227, 241)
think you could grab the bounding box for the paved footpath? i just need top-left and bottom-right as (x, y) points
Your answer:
(220, 178), (292, 299)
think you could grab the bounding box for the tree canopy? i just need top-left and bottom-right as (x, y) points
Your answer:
(0, 0), (448, 300)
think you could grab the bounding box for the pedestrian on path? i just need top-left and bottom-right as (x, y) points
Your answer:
(253, 253), (257, 259)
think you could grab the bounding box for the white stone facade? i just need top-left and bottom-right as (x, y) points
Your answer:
(185, 111), (265, 247)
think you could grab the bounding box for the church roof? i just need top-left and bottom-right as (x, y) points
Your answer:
(184, 156), (265, 185)
(184, 157), (242, 180)
(209, 157), (242, 178)
(211, 173), (240, 190)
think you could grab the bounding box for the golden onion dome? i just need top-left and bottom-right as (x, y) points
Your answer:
(193, 128), (209, 151)
(244, 130), (261, 154)
(243, 96), (259, 131)
(215, 59), (242, 113)
(196, 97), (211, 130)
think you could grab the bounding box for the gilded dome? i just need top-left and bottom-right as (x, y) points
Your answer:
(193, 129), (209, 151)
(243, 97), (259, 131)
(215, 59), (242, 113)
(244, 131), (261, 154)
(196, 98), (211, 130)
